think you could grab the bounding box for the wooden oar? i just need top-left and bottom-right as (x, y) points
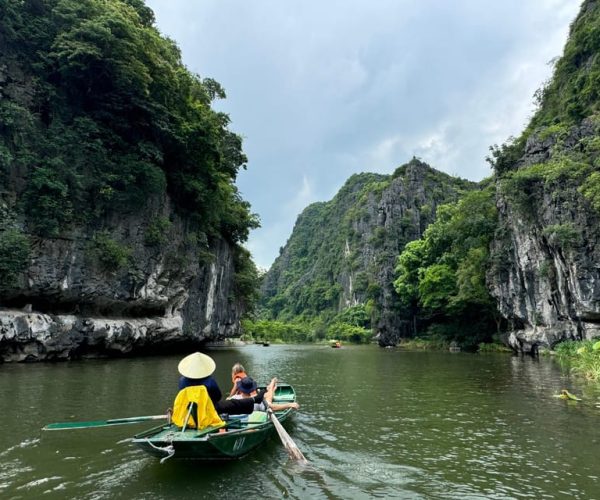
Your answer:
(43, 414), (168, 431)
(267, 406), (307, 463)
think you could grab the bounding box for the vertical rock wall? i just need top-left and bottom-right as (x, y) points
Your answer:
(488, 122), (600, 352)
(0, 195), (243, 362)
(261, 159), (475, 345)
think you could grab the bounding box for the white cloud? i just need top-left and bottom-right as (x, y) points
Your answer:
(146, 0), (582, 268)
(285, 175), (316, 219)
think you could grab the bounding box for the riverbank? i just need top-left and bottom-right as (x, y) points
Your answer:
(551, 340), (600, 381)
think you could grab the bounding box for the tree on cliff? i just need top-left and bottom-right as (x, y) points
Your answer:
(0, 0), (258, 243)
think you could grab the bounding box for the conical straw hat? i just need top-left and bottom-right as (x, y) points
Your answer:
(178, 352), (216, 379)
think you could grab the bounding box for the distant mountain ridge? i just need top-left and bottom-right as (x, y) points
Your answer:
(261, 0), (600, 353)
(261, 159), (476, 343)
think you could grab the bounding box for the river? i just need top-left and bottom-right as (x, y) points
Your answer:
(1, 345), (599, 499)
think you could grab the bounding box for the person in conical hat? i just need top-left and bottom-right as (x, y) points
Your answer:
(176, 352), (264, 416)
(178, 352), (216, 379)
(177, 352), (222, 405)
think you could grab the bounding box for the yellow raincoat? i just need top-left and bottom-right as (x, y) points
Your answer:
(171, 385), (224, 429)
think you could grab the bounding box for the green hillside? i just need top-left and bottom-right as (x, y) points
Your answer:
(256, 160), (476, 344)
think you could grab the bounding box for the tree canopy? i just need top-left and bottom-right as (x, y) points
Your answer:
(0, 0), (258, 243)
(393, 188), (499, 348)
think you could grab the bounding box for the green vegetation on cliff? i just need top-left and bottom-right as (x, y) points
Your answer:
(481, 0), (600, 355)
(257, 160), (475, 344)
(489, 0), (600, 207)
(1, 0), (257, 241)
(531, 1), (600, 131)
(0, 0), (258, 303)
(262, 172), (388, 322)
(393, 186), (501, 348)
(0, 227), (30, 288)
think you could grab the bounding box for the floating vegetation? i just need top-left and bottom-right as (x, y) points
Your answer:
(553, 389), (582, 401)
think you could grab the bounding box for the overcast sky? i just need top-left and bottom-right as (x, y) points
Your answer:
(145, 0), (580, 270)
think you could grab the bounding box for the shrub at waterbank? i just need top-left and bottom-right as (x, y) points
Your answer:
(241, 318), (373, 344)
(554, 340), (600, 381)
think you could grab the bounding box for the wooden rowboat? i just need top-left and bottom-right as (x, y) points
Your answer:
(132, 384), (298, 461)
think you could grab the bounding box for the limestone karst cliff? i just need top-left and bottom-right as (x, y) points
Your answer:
(487, 0), (600, 353)
(0, 0), (257, 361)
(261, 160), (475, 345)
(263, 0), (600, 353)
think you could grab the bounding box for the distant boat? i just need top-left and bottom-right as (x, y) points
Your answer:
(262, 342), (270, 347)
(449, 341), (461, 352)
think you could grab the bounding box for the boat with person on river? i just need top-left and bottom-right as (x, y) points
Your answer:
(131, 383), (298, 461)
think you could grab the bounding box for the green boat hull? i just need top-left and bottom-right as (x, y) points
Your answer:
(132, 384), (297, 461)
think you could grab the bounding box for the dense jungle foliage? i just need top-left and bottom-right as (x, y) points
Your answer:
(0, 0), (258, 300)
(393, 186), (501, 348)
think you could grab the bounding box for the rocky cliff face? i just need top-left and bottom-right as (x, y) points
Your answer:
(488, 119), (600, 353)
(487, 0), (600, 353)
(261, 160), (475, 344)
(338, 162), (475, 345)
(0, 194), (244, 362)
(0, 1), (254, 361)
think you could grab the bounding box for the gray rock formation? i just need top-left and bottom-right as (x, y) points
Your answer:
(0, 311), (183, 362)
(261, 159), (475, 345)
(0, 195), (243, 362)
(488, 120), (600, 353)
(0, 13), (252, 361)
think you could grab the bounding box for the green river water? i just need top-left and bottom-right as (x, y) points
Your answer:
(1, 344), (599, 499)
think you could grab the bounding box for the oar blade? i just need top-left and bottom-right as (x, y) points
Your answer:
(43, 414), (167, 431)
(44, 420), (112, 431)
(269, 410), (308, 464)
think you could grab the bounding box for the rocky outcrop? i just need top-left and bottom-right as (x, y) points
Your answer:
(261, 159), (476, 345)
(0, 310), (183, 362)
(0, 2), (253, 361)
(486, 0), (600, 353)
(0, 195), (243, 362)
(358, 163), (477, 345)
(488, 120), (600, 353)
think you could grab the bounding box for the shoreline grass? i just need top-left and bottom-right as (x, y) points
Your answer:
(554, 340), (600, 381)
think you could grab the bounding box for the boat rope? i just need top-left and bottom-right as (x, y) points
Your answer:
(145, 439), (175, 464)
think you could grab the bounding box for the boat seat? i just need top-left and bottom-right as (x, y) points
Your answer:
(273, 395), (295, 402)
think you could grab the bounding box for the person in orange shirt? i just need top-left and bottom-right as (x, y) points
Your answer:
(229, 362), (248, 397)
